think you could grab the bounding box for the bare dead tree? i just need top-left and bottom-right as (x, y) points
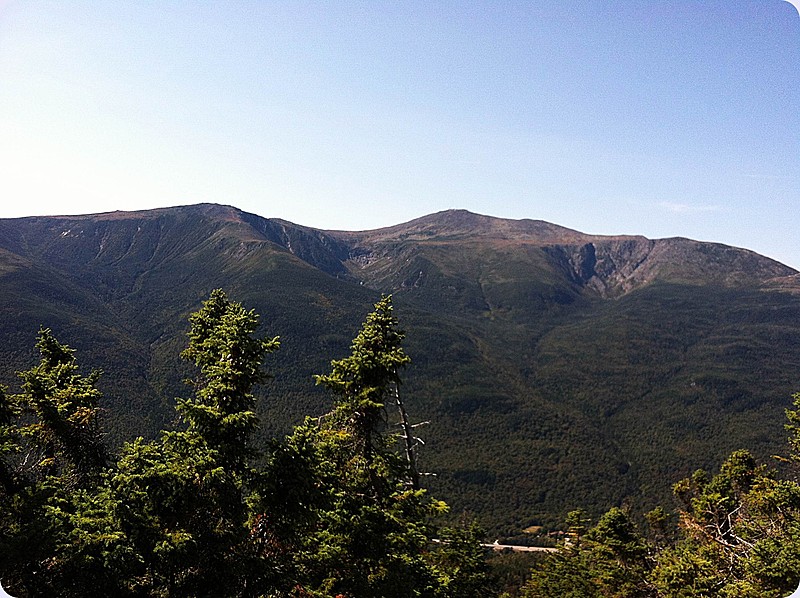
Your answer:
(392, 379), (430, 490)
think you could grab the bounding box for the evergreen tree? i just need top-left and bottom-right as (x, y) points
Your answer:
(1, 291), (493, 597)
(314, 294), (411, 465)
(522, 507), (653, 598)
(178, 288), (279, 471)
(0, 329), (109, 596)
(0, 385), (21, 496)
(267, 295), (492, 597)
(103, 289), (280, 595)
(522, 394), (800, 598)
(0, 290), (280, 596)
(17, 327), (107, 486)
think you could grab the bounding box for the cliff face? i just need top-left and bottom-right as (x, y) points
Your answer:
(541, 236), (796, 298)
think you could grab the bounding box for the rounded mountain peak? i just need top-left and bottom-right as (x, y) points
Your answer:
(333, 209), (592, 245)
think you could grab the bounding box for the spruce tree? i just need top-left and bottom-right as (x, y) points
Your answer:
(0, 329), (109, 596)
(275, 295), (492, 597)
(106, 289), (280, 595)
(178, 288), (279, 471)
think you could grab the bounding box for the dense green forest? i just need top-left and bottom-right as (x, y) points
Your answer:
(0, 292), (493, 597)
(518, 397), (800, 598)
(3, 287), (800, 597)
(3, 205), (800, 538)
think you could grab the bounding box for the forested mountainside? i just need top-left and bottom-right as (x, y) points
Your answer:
(1, 203), (799, 534)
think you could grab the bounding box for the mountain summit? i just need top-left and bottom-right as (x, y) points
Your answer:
(321, 208), (796, 300)
(1, 203), (799, 532)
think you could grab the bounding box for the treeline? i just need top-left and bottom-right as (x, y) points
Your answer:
(519, 395), (800, 597)
(0, 291), (494, 597)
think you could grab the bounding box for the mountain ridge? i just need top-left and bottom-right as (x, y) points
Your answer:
(6, 203), (795, 289)
(1, 202), (799, 533)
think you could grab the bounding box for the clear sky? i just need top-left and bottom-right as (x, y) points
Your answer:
(0, 1), (798, 268)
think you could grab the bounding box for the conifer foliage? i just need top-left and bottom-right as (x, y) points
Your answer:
(0, 291), (492, 597)
(521, 393), (800, 598)
(178, 288), (280, 471)
(4, 290), (800, 596)
(314, 294), (411, 463)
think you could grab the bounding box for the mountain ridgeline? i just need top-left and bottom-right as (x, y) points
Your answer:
(1, 203), (799, 534)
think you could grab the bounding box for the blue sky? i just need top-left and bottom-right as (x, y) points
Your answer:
(1, 1), (798, 268)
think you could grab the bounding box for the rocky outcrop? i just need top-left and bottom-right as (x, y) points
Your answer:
(543, 236), (797, 298)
